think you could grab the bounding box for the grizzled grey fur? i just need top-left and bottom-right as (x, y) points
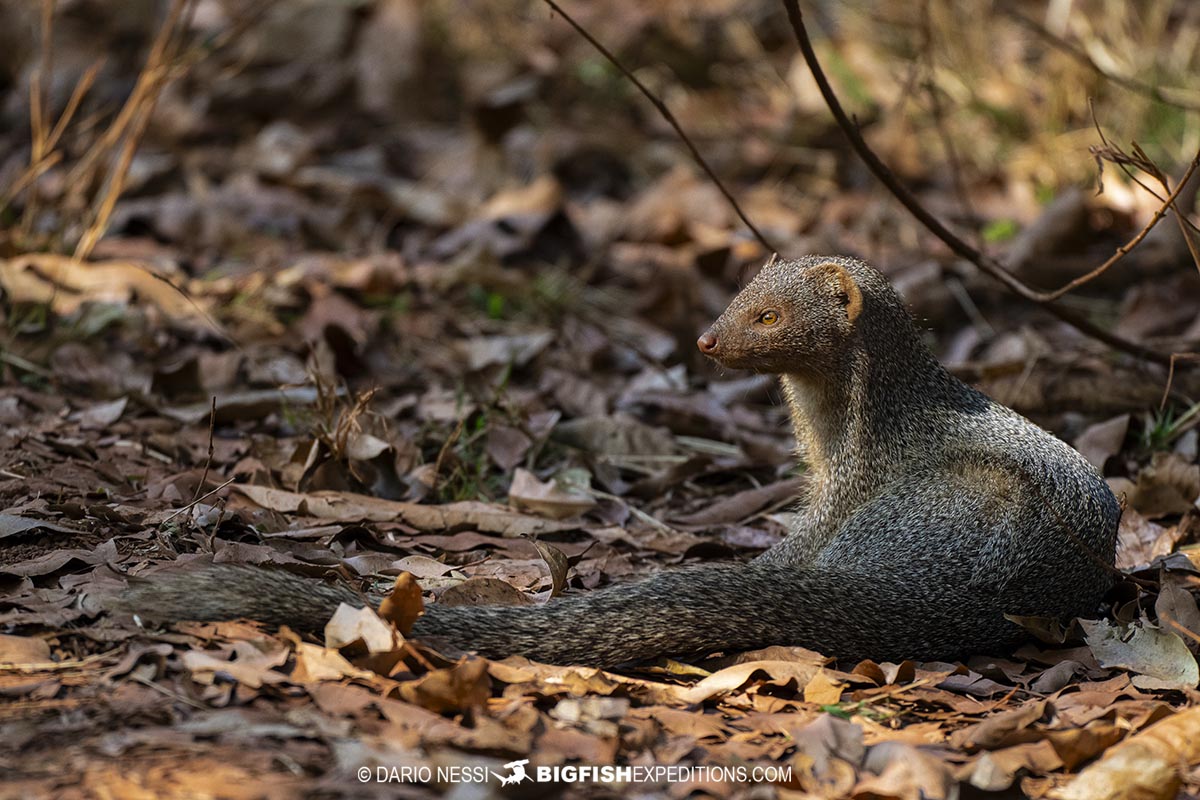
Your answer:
(118, 256), (1120, 668)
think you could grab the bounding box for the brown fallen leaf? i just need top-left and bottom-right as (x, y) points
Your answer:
(1114, 508), (1182, 570)
(804, 668), (846, 705)
(235, 484), (579, 536)
(181, 642), (289, 689)
(950, 700), (1049, 751)
(791, 714), (864, 797)
(1073, 414), (1130, 471)
(672, 477), (805, 526)
(552, 413), (680, 457)
(1053, 706), (1200, 800)
(437, 577), (533, 607)
(1155, 574), (1200, 651)
(0, 634), (52, 665)
(290, 641), (377, 684)
(161, 387), (327, 425)
(682, 660), (820, 704)
(456, 331), (554, 371)
(398, 657), (491, 714)
(508, 467), (596, 519)
(529, 538), (570, 597)
(324, 603), (399, 653)
(858, 741), (955, 799)
(1044, 721), (1125, 771)
(0, 254), (206, 319)
(1114, 452), (1200, 519)
(963, 740), (1063, 791)
(75, 396), (128, 430)
(378, 573), (424, 635)
(0, 513), (80, 540)
(486, 424), (533, 470)
(1081, 618), (1199, 691)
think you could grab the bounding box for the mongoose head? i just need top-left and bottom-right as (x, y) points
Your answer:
(697, 255), (871, 376)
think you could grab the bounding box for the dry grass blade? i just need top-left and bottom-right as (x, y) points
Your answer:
(2, 0), (202, 258)
(73, 0), (198, 261)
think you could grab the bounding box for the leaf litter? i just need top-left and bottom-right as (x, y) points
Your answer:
(2, 2), (1200, 799)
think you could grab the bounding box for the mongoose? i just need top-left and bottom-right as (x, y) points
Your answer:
(118, 256), (1120, 667)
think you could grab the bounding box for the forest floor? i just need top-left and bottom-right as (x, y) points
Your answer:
(3, 1), (1200, 798)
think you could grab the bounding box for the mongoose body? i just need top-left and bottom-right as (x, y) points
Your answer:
(119, 256), (1120, 667)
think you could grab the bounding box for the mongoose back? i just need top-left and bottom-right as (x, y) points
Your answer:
(118, 256), (1120, 667)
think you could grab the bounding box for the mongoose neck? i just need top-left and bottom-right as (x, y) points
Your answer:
(780, 307), (948, 485)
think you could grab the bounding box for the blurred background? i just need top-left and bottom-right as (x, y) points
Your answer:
(0, 0), (1198, 514)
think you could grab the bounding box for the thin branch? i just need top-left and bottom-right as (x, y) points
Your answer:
(189, 397), (217, 507)
(540, 0), (777, 253)
(1041, 150), (1200, 301)
(779, 0), (1174, 365)
(1160, 353), (1200, 413)
(1003, 8), (1200, 113)
(162, 477), (236, 524)
(918, 0), (979, 246)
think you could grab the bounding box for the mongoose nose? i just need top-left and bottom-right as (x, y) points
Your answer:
(697, 332), (718, 354)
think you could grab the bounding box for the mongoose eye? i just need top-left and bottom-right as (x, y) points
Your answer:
(758, 310), (779, 326)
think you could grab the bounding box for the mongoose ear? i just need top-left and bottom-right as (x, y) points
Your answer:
(814, 262), (863, 323)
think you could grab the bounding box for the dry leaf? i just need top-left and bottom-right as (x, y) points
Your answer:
(378, 573), (425, 635)
(1081, 619), (1199, 691)
(682, 660), (820, 703)
(1074, 414), (1130, 471)
(438, 577), (533, 607)
(508, 468), (596, 520)
(324, 603), (400, 653)
(1155, 575), (1200, 650)
(291, 641), (376, 683)
(1123, 453), (1200, 518)
(1114, 508), (1182, 570)
(235, 484), (579, 536)
(529, 538), (570, 597)
(0, 634), (52, 665)
(398, 657), (491, 714)
(181, 643), (289, 689)
(804, 668), (846, 705)
(1054, 707), (1200, 800)
(0, 254), (204, 319)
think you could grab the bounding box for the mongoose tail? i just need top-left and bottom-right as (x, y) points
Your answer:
(114, 256), (1119, 666)
(113, 560), (1026, 668)
(114, 563), (364, 633)
(412, 561), (1030, 667)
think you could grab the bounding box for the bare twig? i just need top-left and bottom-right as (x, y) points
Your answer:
(163, 476), (236, 524)
(540, 0), (777, 253)
(1160, 353), (1200, 413)
(917, 0), (979, 245)
(189, 397), (217, 506)
(1044, 150), (1200, 301)
(779, 0), (1176, 365)
(430, 416), (466, 496)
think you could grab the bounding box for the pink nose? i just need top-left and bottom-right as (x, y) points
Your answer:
(697, 332), (718, 353)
